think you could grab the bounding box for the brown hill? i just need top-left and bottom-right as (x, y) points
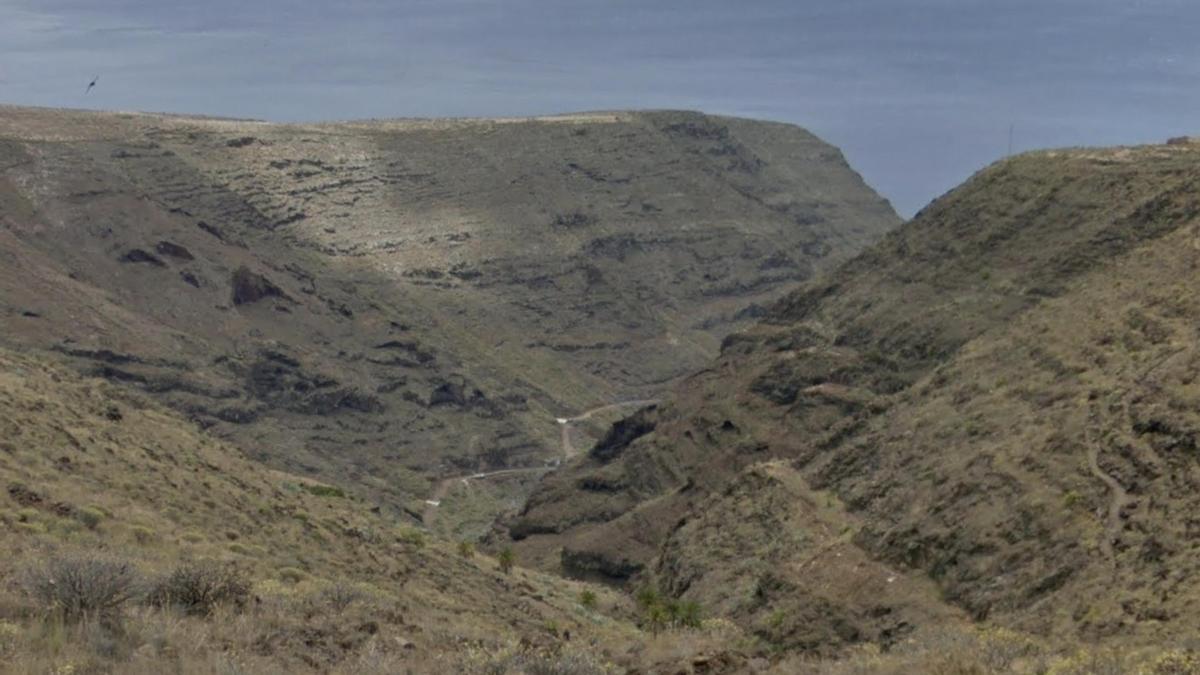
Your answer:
(0, 105), (897, 535)
(0, 344), (653, 672)
(508, 142), (1200, 650)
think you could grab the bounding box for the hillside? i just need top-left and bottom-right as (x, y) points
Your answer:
(508, 142), (1200, 651)
(0, 347), (1188, 675)
(0, 344), (661, 673)
(0, 105), (898, 533)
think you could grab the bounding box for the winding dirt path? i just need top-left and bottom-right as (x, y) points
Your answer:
(422, 399), (659, 525)
(1080, 350), (1183, 564)
(1084, 402), (1132, 563)
(557, 399), (659, 458)
(421, 466), (553, 525)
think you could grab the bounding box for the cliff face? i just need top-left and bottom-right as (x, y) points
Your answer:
(509, 143), (1200, 648)
(0, 105), (897, 529)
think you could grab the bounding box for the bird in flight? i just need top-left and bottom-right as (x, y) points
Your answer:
(85, 75), (98, 94)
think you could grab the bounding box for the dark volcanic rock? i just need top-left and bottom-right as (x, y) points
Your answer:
(119, 249), (166, 267)
(591, 406), (658, 462)
(561, 547), (643, 581)
(427, 376), (499, 417)
(231, 266), (288, 305)
(155, 241), (195, 260)
(292, 387), (383, 415)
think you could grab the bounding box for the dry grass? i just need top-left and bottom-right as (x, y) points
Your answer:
(0, 347), (642, 671)
(0, 556), (635, 675)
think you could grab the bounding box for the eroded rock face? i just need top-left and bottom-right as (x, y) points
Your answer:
(119, 249), (166, 267)
(561, 547), (643, 581)
(590, 407), (658, 463)
(230, 266), (287, 305)
(155, 241), (194, 260)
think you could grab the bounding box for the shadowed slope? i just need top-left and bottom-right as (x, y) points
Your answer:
(509, 142), (1200, 648)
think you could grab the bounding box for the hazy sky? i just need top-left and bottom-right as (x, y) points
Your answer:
(1, 0), (1196, 216)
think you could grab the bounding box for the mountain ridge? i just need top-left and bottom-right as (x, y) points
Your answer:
(506, 140), (1200, 648)
(0, 104), (899, 537)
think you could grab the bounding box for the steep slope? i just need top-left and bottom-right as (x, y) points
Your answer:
(509, 142), (1200, 649)
(0, 344), (649, 672)
(0, 105), (897, 528)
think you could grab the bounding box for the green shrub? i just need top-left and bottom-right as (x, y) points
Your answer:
(644, 603), (671, 635)
(19, 554), (142, 622)
(301, 483), (346, 499)
(278, 567), (307, 584)
(0, 620), (19, 656)
(669, 599), (703, 629)
(49, 517), (84, 539)
(398, 529), (426, 549)
(458, 541), (476, 558)
(15, 521), (46, 535)
(633, 586), (702, 632)
(498, 547), (515, 574)
(634, 586), (660, 612)
(146, 561), (250, 616)
(579, 589), (598, 610)
(130, 526), (155, 545)
(75, 506), (106, 530)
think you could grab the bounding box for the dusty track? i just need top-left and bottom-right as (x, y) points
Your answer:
(1084, 401), (1133, 563)
(423, 399), (658, 526)
(557, 399), (659, 458)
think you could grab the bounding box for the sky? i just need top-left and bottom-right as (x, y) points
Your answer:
(1, 0), (1197, 217)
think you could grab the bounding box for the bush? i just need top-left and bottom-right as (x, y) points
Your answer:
(498, 547), (515, 575)
(316, 582), (366, 612)
(130, 526), (155, 545)
(633, 586), (702, 632)
(75, 506), (106, 530)
(0, 620), (19, 655)
(669, 599), (702, 629)
(146, 561), (250, 615)
(278, 567), (307, 584)
(458, 541), (476, 558)
(579, 589), (598, 610)
(634, 586), (660, 612)
(398, 528), (426, 549)
(15, 521), (46, 535)
(19, 554), (142, 621)
(301, 483), (346, 499)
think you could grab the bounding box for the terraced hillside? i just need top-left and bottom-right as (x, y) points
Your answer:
(509, 142), (1200, 651)
(0, 105), (898, 528)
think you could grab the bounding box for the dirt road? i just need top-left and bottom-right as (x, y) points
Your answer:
(423, 399), (659, 525)
(557, 399), (659, 458)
